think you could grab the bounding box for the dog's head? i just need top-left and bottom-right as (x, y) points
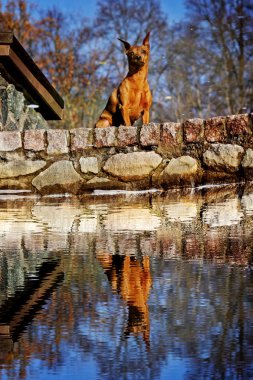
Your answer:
(118, 32), (150, 69)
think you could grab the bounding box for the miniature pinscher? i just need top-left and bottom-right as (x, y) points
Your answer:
(95, 32), (152, 128)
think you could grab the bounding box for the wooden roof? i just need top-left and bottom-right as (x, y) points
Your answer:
(0, 32), (64, 120)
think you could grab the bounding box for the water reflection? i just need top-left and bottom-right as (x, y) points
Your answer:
(97, 253), (152, 348)
(0, 185), (253, 379)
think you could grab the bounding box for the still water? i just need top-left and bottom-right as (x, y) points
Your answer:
(0, 185), (253, 380)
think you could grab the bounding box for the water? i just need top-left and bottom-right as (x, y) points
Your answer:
(0, 184), (253, 380)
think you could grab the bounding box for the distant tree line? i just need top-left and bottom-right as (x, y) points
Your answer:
(0, 0), (252, 128)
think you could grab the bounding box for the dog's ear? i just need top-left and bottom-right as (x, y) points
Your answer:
(143, 32), (150, 47)
(118, 38), (131, 51)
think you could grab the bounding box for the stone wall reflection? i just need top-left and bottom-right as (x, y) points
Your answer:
(1, 185), (253, 304)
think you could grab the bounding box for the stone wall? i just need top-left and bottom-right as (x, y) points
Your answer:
(0, 75), (49, 131)
(0, 113), (253, 195)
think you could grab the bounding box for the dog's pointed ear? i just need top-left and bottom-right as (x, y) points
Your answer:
(143, 32), (150, 47)
(118, 38), (131, 51)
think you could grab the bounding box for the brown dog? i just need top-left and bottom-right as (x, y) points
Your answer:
(95, 32), (152, 128)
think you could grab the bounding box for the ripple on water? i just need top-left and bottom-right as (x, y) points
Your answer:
(0, 187), (253, 379)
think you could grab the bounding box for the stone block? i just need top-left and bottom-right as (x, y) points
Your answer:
(47, 129), (69, 155)
(103, 151), (162, 181)
(242, 148), (253, 169)
(140, 123), (160, 146)
(226, 114), (251, 139)
(117, 126), (138, 146)
(32, 160), (83, 195)
(242, 148), (253, 178)
(24, 130), (46, 151)
(95, 127), (117, 147)
(204, 116), (226, 142)
(80, 156), (99, 174)
(160, 156), (202, 187)
(23, 108), (49, 130)
(0, 87), (8, 128)
(183, 118), (204, 143)
(81, 176), (127, 191)
(0, 160), (46, 178)
(203, 143), (244, 172)
(161, 122), (182, 146)
(0, 131), (22, 151)
(70, 128), (93, 151)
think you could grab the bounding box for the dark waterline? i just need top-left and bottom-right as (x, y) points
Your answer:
(0, 185), (253, 379)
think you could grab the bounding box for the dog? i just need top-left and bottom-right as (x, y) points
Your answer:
(95, 32), (152, 128)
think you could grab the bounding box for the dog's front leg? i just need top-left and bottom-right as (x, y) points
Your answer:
(142, 110), (150, 124)
(119, 103), (131, 126)
(118, 84), (132, 126)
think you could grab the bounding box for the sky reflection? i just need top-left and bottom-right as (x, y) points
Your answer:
(0, 185), (253, 379)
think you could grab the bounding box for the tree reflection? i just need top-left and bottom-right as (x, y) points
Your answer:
(0, 188), (253, 379)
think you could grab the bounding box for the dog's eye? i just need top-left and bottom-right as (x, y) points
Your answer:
(142, 50), (147, 55)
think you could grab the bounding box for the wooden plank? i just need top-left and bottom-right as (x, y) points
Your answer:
(0, 45), (10, 55)
(8, 264), (63, 334)
(0, 32), (14, 44)
(0, 32), (64, 120)
(9, 48), (64, 119)
(0, 324), (10, 335)
(0, 261), (63, 340)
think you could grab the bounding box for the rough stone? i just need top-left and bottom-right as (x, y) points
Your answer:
(103, 151), (162, 181)
(160, 156), (201, 187)
(161, 122), (182, 146)
(34, 112), (49, 130)
(6, 84), (25, 121)
(242, 148), (253, 177)
(24, 108), (39, 130)
(32, 160), (83, 194)
(203, 143), (244, 172)
(0, 160), (46, 178)
(82, 176), (127, 191)
(226, 114), (251, 140)
(24, 130), (46, 151)
(95, 127), (117, 147)
(70, 128), (93, 151)
(0, 131), (22, 151)
(4, 114), (17, 131)
(183, 118), (204, 143)
(140, 123), (160, 146)
(80, 156), (99, 174)
(0, 75), (8, 87)
(117, 126), (138, 147)
(204, 116), (226, 142)
(87, 176), (109, 184)
(0, 87), (8, 128)
(242, 148), (253, 168)
(47, 129), (69, 155)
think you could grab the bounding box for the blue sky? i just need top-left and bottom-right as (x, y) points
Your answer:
(6, 0), (186, 22)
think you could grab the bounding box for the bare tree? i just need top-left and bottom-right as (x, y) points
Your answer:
(185, 0), (253, 114)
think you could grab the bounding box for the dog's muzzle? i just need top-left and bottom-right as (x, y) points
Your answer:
(132, 55), (145, 66)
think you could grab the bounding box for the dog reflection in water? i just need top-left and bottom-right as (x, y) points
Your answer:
(96, 253), (152, 348)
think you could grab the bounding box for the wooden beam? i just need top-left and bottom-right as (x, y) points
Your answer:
(0, 261), (64, 341)
(0, 32), (64, 120)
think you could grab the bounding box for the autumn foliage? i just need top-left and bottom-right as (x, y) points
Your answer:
(0, 0), (252, 128)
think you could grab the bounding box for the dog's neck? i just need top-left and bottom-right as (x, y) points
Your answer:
(127, 62), (149, 80)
